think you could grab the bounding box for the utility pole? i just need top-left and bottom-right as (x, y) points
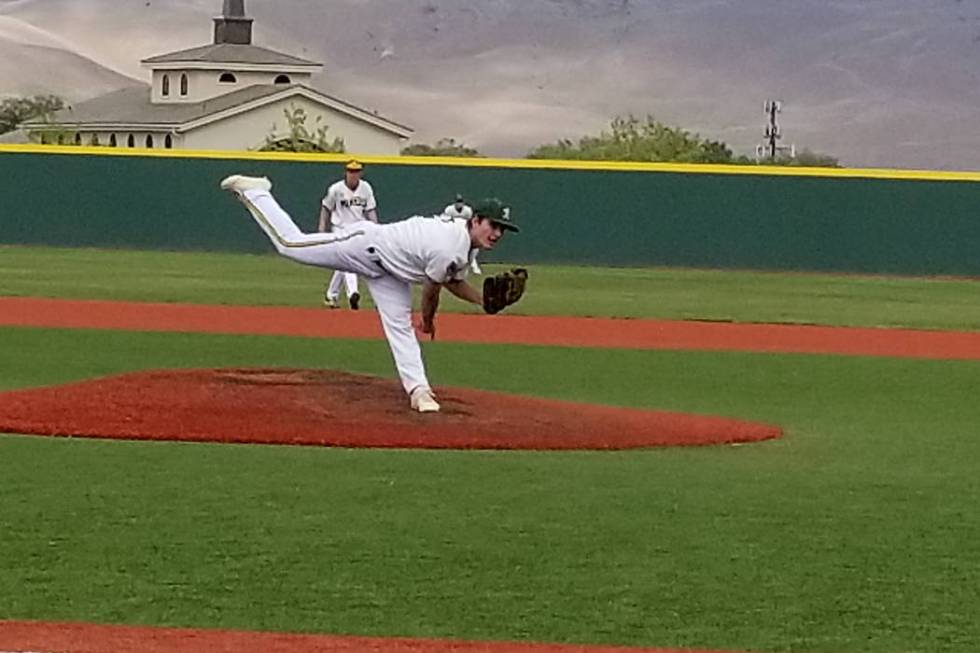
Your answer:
(765, 99), (780, 158)
(756, 100), (795, 161)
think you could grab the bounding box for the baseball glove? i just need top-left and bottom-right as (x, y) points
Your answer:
(482, 267), (528, 315)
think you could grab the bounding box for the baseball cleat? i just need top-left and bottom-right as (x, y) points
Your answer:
(349, 292), (361, 310)
(323, 295), (340, 309)
(219, 174), (272, 194)
(410, 387), (440, 413)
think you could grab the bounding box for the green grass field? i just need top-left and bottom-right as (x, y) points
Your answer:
(2, 246), (980, 653)
(4, 245), (980, 329)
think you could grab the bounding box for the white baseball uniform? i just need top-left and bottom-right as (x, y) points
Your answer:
(443, 202), (481, 274)
(443, 202), (472, 221)
(238, 185), (471, 398)
(323, 179), (376, 301)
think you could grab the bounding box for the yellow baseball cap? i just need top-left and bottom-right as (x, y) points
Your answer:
(345, 159), (364, 171)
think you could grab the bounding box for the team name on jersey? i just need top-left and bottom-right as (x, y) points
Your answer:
(340, 197), (370, 208)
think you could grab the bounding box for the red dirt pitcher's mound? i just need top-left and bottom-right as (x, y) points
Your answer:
(0, 369), (781, 450)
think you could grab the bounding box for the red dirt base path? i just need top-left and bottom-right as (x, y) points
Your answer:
(0, 620), (744, 653)
(4, 296), (980, 360)
(0, 368), (780, 449)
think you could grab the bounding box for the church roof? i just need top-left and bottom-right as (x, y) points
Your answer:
(23, 84), (412, 137)
(34, 84), (276, 126)
(142, 43), (319, 67)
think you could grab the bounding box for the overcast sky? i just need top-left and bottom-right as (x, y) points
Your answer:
(3, 0), (980, 170)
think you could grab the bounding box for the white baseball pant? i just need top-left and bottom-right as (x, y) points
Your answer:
(238, 187), (433, 397)
(325, 223), (360, 300)
(327, 269), (359, 301)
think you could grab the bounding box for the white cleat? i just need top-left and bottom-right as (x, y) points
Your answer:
(220, 174), (272, 194)
(410, 387), (441, 413)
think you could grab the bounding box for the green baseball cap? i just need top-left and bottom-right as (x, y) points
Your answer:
(473, 198), (519, 232)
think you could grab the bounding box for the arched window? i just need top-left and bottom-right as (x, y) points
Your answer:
(57, 134), (65, 145)
(274, 74), (291, 84)
(74, 132), (82, 145)
(127, 134), (135, 148)
(162, 74), (170, 97)
(145, 134), (154, 149)
(90, 133), (101, 146)
(219, 72), (237, 83)
(180, 74), (188, 96)
(109, 134), (117, 147)
(164, 134), (173, 149)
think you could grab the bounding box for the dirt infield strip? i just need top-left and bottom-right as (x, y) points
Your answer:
(3, 297), (980, 359)
(0, 621), (741, 653)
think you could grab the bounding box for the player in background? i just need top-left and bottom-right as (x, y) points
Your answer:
(319, 159), (377, 309)
(221, 174), (519, 413)
(443, 194), (482, 275)
(443, 193), (472, 221)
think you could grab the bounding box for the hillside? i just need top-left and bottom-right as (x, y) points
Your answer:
(0, 14), (138, 101)
(3, 0), (980, 170)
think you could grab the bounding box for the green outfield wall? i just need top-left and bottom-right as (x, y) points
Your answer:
(2, 146), (980, 275)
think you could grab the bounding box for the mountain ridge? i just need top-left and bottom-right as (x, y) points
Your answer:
(3, 0), (980, 170)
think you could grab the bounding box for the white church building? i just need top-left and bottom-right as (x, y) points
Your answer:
(19, 0), (412, 154)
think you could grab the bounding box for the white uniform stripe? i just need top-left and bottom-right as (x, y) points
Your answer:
(242, 194), (364, 249)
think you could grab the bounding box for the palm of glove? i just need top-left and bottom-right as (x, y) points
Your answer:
(482, 268), (528, 314)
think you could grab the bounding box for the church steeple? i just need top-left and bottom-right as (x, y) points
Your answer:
(213, 0), (253, 45)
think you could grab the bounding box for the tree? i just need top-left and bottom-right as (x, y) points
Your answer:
(526, 114), (840, 167)
(527, 115), (740, 164)
(0, 94), (65, 135)
(401, 138), (481, 157)
(260, 105), (345, 153)
(768, 148), (841, 168)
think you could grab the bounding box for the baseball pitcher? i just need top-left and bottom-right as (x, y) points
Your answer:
(221, 174), (526, 413)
